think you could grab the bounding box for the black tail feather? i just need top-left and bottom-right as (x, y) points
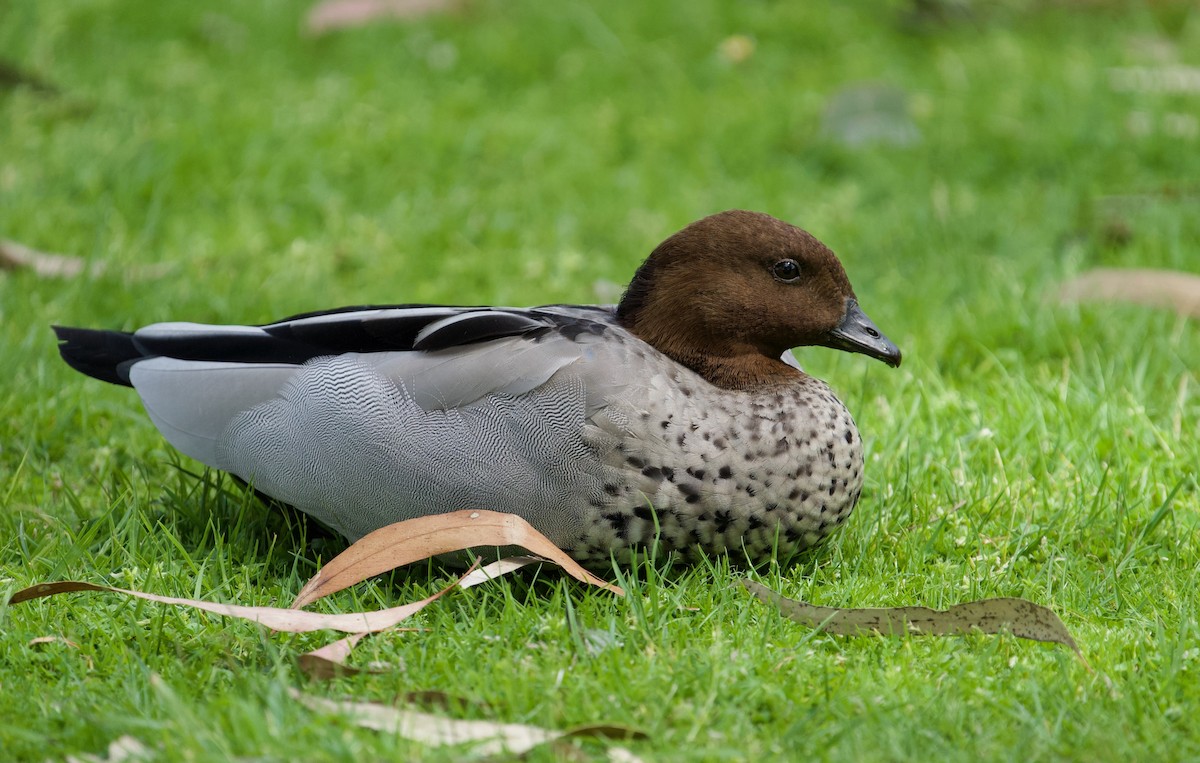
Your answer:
(52, 326), (144, 387)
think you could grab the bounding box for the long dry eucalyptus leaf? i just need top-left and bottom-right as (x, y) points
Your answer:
(292, 511), (623, 608)
(8, 574), (460, 635)
(292, 690), (645, 757)
(741, 579), (1085, 663)
(298, 556), (539, 679)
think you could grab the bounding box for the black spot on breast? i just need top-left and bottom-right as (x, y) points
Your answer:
(718, 466), (733, 479)
(745, 485), (758, 497)
(642, 465), (663, 480)
(661, 466), (676, 481)
(687, 467), (706, 480)
(714, 510), (733, 534)
(604, 483), (621, 496)
(676, 432), (687, 446)
(844, 429), (853, 444)
(603, 513), (629, 537)
(627, 455), (646, 468)
(660, 420), (670, 430)
(634, 505), (654, 521)
(827, 484), (836, 496)
(788, 488), (801, 501)
(713, 437), (728, 448)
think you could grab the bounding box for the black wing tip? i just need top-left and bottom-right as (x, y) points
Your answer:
(52, 325), (142, 387)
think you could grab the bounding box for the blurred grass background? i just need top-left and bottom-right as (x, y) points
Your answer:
(1, 0), (1198, 760)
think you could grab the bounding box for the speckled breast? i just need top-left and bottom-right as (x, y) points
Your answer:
(569, 369), (865, 565)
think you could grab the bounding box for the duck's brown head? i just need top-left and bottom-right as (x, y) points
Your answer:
(616, 210), (900, 389)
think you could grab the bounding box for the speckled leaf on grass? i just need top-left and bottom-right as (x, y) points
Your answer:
(292, 690), (646, 758)
(291, 510), (623, 608)
(8, 574), (461, 635)
(742, 580), (1085, 662)
(297, 556), (549, 679)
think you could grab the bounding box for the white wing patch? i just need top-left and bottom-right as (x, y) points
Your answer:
(215, 354), (612, 543)
(129, 358), (299, 466)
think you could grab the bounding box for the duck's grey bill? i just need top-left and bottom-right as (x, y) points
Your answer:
(821, 299), (902, 367)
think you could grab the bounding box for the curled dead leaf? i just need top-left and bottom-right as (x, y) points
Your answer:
(291, 510), (623, 608)
(1058, 268), (1200, 318)
(741, 579), (1087, 666)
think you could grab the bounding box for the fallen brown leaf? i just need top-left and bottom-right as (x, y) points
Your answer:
(0, 239), (172, 280)
(28, 634), (82, 649)
(306, 0), (457, 34)
(291, 511), (623, 608)
(292, 689), (646, 757)
(741, 579), (1087, 665)
(8, 574), (461, 634)
(0, 239), (87, 278)
(1058, 268), (1200, 318)
(297, 556), (544, 679)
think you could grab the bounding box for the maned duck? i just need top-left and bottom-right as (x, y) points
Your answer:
(54, 210), (901, 564)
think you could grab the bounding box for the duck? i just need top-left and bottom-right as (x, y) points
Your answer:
(54, 210), (900, 565)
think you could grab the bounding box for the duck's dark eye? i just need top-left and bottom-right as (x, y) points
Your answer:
(772, 259), (802, 283)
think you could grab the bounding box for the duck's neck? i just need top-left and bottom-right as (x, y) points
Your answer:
(676, 350), (804, 390)
(621, 317), (802, 390)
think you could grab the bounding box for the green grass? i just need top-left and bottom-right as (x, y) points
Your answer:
(2, 0), (1199, 760)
